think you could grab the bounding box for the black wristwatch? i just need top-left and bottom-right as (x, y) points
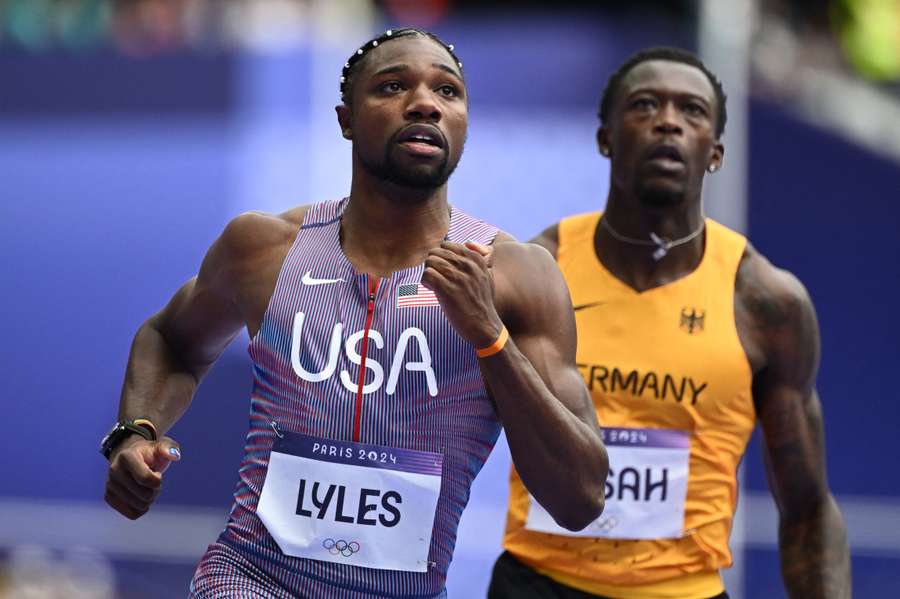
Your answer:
(100, 419), (157, 460)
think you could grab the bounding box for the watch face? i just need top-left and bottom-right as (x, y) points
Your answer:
(101, 421), (153, 458)
(100, 423), (127, 457)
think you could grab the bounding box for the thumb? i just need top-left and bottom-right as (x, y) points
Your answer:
(149, 437), (181, 474)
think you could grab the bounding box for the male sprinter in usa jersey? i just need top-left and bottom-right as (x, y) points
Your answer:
(100, 28), (608, 598)
(492, 48), (850, 599)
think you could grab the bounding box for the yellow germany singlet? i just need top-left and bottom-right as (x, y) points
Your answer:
(502, 212), (755, 599)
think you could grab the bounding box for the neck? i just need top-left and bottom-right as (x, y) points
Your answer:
(342, 171), (451, 277)
(597, 185), (706, 292)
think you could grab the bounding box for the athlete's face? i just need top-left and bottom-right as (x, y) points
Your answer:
(337, 36), (467, 191)
(599, 60), (724, 208)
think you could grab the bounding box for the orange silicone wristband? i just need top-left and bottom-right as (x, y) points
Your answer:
(476, 326), (509, 358)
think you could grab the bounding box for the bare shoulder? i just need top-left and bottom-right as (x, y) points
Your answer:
(492, 232), (557, 276)
(214, 206), (309, 269)
(735, 242), (819, 385)
(491, 232), (570, 330)
(219, 206), (309, 259)
(529, 223), (561, 259)
(736, 243), (815, 328)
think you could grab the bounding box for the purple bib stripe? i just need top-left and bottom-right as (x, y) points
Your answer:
(601, 427), (691, 449)
(272, 431), (444, 477)
(190, 198), (502, 599)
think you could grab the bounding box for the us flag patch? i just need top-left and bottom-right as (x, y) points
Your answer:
(397, 283), (440, 308)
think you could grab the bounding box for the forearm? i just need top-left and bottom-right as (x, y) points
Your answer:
(481, 339), (607, 530)
(779, 495), (851, 599)
(117, 318), (202, 435)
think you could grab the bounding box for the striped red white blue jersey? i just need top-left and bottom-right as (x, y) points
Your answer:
(191, 198), (502, 598)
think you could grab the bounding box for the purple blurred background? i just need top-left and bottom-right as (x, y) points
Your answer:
(1, 1), (898, 597)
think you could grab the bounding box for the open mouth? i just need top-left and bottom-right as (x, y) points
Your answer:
(646, 144), (684, 164)
(396, 124), (445, 157)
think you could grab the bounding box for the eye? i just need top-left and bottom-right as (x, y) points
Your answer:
(437, 84), (458, 97)
(380, 81), (404, 93)
(630, 97), (656, 110)
(684, 102), (707, 117)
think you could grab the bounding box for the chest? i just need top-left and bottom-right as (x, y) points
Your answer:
(573, 291), (753, 430)
(257, 271), (473, 398)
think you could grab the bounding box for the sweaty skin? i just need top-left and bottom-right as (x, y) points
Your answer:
(532, 59), (850, 598)
(104, 34), (608, 534)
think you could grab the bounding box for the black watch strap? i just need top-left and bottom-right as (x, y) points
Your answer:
(100, 420), (156, 460)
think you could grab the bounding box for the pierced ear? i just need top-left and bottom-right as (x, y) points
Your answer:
(335, 104), (352, 140)
(597, 127), (611, 158)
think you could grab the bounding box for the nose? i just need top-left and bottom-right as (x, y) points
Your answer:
(405, 84), (442, 122)
(653, 101), (682, 135)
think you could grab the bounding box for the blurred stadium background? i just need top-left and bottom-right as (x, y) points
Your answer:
(1, 0), (898, 597)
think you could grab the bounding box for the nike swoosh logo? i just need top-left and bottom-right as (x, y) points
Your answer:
(301, 271), (345, 286)
(573, 301), (607, 312)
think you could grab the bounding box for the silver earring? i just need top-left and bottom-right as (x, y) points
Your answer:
(708, 164), (717, 173)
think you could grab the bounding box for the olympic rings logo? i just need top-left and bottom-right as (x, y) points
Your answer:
(322, 538), (361, 557)
(588, 516), (619, 533)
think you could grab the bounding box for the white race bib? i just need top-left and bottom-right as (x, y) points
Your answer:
(525, 427), (689, 540)
(257, 430), (443, 572)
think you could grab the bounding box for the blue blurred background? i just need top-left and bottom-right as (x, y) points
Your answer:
(1, 0), (898, 597)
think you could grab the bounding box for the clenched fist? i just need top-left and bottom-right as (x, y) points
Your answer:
(104, 435), (181, 520)
(422, 240), (504, 348)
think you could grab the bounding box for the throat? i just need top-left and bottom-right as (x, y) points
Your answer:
(340, 197), (452, 277)
(595, 224), (706, 293)
(343, 238), (441, 278)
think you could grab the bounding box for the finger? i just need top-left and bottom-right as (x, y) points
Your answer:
(424, 254), (467, 289)
(108, 468), (156, 503)
(104, 491), (142, 520)
(119, 449), (163, 490)
(104, 481), (149, 520)
(424, 252), (458, 275)
(149, 437), (181, 474)
(108, 475), (157, 509)
(440, 241), (486, 262)
(438, 241), (469, 255)
(421, 266), (453, 297)
(464, 241), (494, 267)
(464, 241), (491, 257)
(430, 246), (485, 271)
(454, 242), (489, 268)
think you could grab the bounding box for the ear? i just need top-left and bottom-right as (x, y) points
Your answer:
(597, 127), (611, 158)
(335, 104), (352, 140)
(708, 141), (724, 173)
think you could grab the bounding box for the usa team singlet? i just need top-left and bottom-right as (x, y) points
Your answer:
(190, 198), (501, 598)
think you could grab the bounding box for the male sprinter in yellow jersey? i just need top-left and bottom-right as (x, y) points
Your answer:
(490, 48), (851, 599)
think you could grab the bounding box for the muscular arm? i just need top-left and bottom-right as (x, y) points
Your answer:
(489, 239), (607, 530)
(423, 234), (607, 530)
(119, 215), (262, 432)
(105, 211), (298, 519)
(738, 249), (851, 598)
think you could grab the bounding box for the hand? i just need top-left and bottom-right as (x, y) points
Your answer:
(422, 240), (504, 347)
(104, 434), (181, 520)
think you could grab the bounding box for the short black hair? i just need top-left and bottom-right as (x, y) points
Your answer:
(598, 47), (727, 138)
(339, 28), (463, 106)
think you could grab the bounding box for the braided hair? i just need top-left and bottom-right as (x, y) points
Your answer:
(598, 47), (728, 138)
(339, 28), (464, 105)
